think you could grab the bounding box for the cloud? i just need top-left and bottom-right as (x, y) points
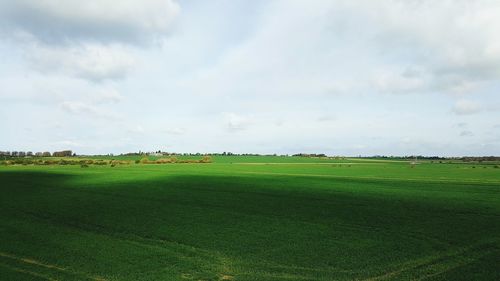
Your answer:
(364, 1), (500, 94)
(0, 0), (180, 83)
(181, 0), (500, 99)
(452, 100), (482, 115)
(60, 101), (119, 120)
(26, 43), (136, 82)
(0, 0), (180, 44)
(317, 115), (336, 122)
(128, 125), (145, 134)
(164, 127), (186, 135)
(459, 130), (474, 137)
(92, 88), (124, 104)
(224, 112), (251, 132)
(373, 66), (429, 94)
(53, 140), (85, 148)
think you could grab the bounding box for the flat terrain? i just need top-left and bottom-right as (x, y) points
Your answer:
(1, 156), (499, 280)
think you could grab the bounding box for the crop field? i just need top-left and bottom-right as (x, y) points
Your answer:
(0, 156), (499, 280)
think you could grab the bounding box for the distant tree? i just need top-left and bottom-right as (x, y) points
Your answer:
(53, 150), (72, 157)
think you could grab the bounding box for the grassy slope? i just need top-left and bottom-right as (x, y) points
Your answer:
(0, 157), (499, 280)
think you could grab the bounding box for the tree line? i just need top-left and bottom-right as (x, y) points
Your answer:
(0, 150), (73, 157)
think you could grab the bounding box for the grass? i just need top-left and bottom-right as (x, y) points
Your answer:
(0, 157), (499, 280)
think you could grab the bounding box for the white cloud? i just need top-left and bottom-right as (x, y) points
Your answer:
(452, 100), (482, 115)
(224, 112), (251, 132)
(26, 43), (136, 82)
(92, 88), (124, 104)
(53, 140), (85, 148)
(373, 67), (428, 94)
(164, 127), (186, 135)
(180, 0), (500, 99)
(317, 115), (336, 122)
(128, 125), (145, 134)
(60, 101), (119, 120)
(369, 0), (500, 93)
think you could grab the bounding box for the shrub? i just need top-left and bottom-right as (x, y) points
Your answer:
(135, 159), (140, 164)
(201, 156), (212, 163)
(494, 165), (499, 169)
(156, 158), (173, 164)
(112, 160), (131, 165)
(81, 164), (89, 168)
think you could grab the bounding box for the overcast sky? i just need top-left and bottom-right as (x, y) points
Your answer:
(1, 0), (500, 156)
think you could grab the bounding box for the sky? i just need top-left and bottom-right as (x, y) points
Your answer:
(1, 0), (500, 156)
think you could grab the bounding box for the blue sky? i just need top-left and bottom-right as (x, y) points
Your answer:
(1, 0), (499, 156)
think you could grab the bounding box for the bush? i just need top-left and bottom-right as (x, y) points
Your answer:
(81, 164), (89, 168)
(201, 156), (212, 163)
(156, 158), (173, 164)
(135, 159), (140, 164)
(494, 165), (499, 169)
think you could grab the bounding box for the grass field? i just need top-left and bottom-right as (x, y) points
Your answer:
(1, 156), (499, 280)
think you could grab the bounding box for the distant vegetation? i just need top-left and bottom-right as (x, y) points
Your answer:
(0, 154), (212, 166)
(2, 149), (500, 164)
(0, 150), (72, 158)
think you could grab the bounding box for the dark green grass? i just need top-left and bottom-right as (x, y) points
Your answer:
(0, 159), (499, 280)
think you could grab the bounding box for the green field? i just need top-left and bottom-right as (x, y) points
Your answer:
(1, 156), (499, 280)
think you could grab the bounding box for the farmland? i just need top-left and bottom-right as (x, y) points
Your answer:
(0, 156), (499, 280)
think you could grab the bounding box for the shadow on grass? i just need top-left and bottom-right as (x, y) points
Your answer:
(0, 170), (499, 281)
